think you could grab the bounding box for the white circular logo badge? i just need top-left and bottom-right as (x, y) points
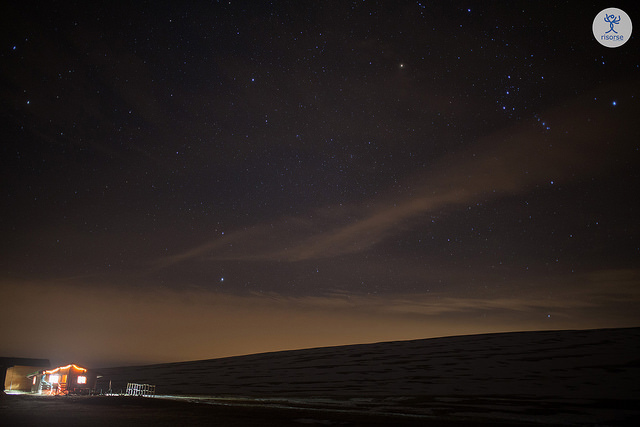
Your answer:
(593, 8), (632, 47)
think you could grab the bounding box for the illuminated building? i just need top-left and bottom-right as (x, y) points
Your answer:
(30, 364), (99, 395)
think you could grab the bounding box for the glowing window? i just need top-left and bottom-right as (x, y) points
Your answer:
(77, 376), (87, 384)
(33, 376), (37, 385)
(50, 374), (59, 384)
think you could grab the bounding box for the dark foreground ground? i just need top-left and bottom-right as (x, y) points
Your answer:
(4, 328), (638, 425)
(1, 394), (561, 427)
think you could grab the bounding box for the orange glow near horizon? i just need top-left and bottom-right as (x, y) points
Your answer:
(3, 276), (639, 367)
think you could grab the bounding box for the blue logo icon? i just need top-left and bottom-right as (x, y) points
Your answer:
(604, 13), (621, 34)
(593, 8), (632, 48)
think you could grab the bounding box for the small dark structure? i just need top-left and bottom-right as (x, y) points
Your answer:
(30, 364), (99, 395)
(1, 357), (50, 395)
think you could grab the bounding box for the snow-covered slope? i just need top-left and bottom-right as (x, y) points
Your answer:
(97, 327), (640, 424)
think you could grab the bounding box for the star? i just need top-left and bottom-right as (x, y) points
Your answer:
(2, 0), (638, 368)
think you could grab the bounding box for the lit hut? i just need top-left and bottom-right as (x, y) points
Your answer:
(30, 364), (98, 395)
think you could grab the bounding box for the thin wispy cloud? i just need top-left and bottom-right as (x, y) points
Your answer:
(158, 81), (638, 266)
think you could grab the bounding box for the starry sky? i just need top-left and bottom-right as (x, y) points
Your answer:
(2, 1), (639, 367)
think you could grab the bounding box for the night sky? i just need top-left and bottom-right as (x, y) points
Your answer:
(2, 1), (639, 367)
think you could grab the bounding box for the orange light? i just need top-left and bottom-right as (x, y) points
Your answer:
(44, 364), (87, 374)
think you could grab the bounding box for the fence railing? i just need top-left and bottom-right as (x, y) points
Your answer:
(125, 382), (156, 396)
